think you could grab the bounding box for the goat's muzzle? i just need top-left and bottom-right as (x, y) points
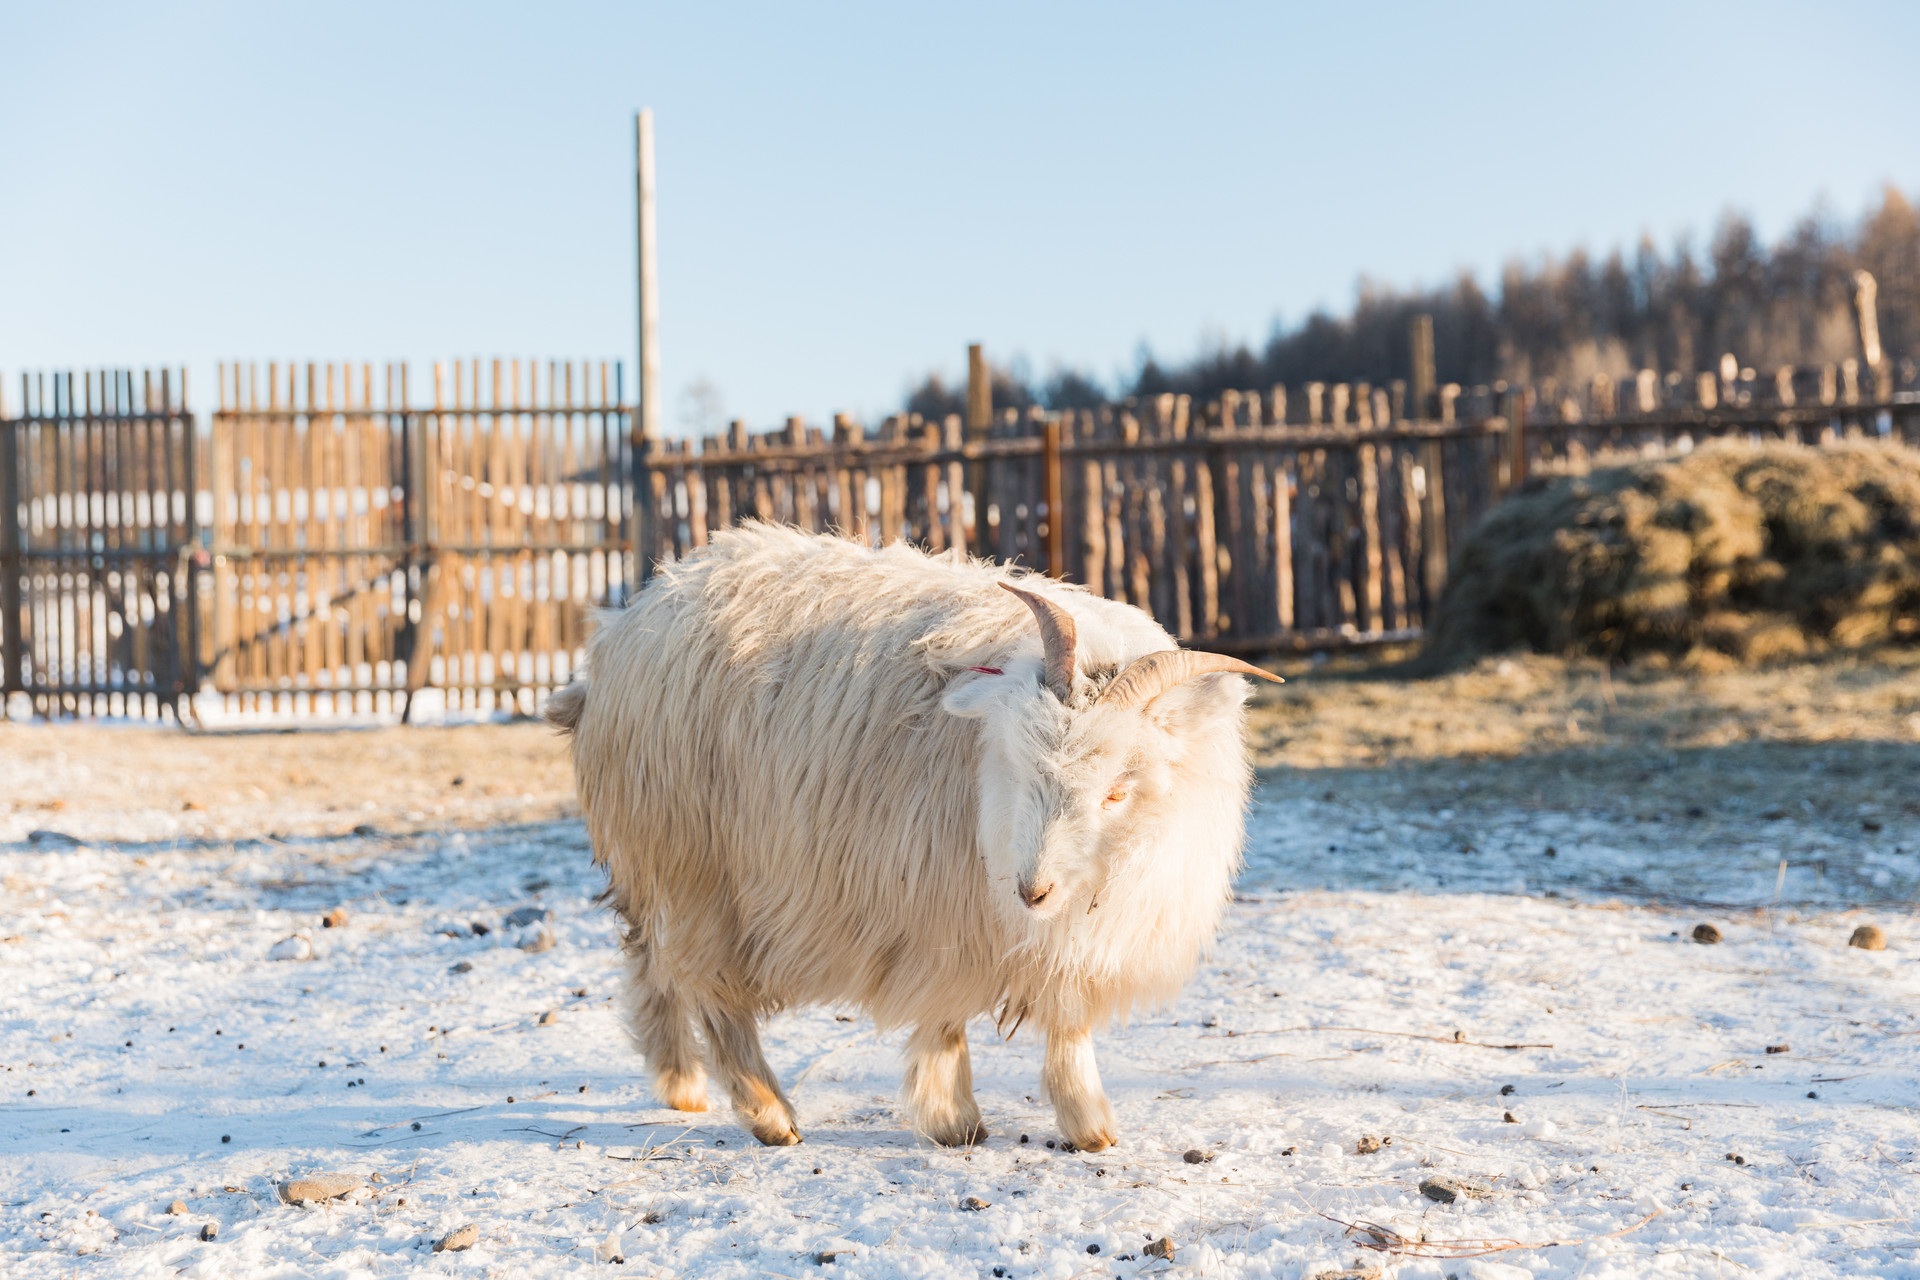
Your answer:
(1017, 880), (1054, 910)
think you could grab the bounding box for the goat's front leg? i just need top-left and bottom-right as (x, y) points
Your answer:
(1043, 1024), (1115, 1152)
(700, 1003), (801, 1146)
(903, 1022), (987, 1146)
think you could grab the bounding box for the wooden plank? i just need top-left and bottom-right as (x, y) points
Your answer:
(942, 414), (966, 553)
(1272, 449), (1294, 631)
(1421, 439), (1448, 607)
(1381, 443), (1409, 630)
(1358, 441), (1383, 631)
(1193, 404), (1221, 637)
(1041, 416), (1064, 577)
(1119, 409), (1149, 607)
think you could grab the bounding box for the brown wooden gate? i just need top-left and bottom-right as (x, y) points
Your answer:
(204, 360), (630, 718)
(0, 369), (197, 719)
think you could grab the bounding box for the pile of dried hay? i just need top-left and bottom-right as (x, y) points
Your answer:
(1422, 441), (1920, 670)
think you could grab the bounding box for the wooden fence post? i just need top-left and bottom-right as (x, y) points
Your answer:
(1503, 387), (1528, 489)
(633, 109), (661, 584)
(1409, 313), (1436, 420)
(1041, 416), (1064, 577)
(1854, 270), (1889, 397)
(966, 344), (991, 557)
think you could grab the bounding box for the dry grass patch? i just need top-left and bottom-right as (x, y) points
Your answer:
(1423, 441), (1920, 670)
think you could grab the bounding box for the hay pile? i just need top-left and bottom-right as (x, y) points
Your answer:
(1423, 441), (1920, 669)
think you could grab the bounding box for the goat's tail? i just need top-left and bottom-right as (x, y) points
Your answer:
(544, 679), (588, 734)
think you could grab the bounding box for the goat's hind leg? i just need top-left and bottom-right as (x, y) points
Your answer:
(701, 1003), (801, 1146)
(623, 947), (709, 1113)
(904, 1022), (987, 1146)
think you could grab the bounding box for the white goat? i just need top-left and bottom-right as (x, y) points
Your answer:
(547, 523), (1275, 1150)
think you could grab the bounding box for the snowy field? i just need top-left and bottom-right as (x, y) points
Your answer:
(4, 772), (1916, 1280)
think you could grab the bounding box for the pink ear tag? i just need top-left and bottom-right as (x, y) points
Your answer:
(967, 666), (1004, 675)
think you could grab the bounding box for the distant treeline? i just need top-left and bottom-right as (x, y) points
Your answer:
(907, 186), (1920, 417)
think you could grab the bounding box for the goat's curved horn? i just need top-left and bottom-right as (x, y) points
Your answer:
(1095, 650), (1282, 711)
(998, 581), (1077, 699)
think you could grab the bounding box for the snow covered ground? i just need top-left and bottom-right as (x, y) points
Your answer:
(3, 786), (1917, 1278)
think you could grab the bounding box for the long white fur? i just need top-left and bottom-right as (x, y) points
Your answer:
(552, 523), (1256, 1150)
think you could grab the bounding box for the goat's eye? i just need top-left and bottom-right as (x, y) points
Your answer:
(1103, 785), (1129, 808)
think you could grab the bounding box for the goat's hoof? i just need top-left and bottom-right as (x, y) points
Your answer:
(929, 1120), (989, 1147)
(1064, 1129), (1115, 1153)
(658, 1072), (709, 1113)
(750, 1120), (803, 1147)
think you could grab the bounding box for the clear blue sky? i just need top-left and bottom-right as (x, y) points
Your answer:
(3, 1), (1915, 432)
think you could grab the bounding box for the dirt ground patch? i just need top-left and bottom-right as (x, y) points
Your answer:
(4, 647), (1917, 852)
(0, 721), (577, 845)
(1249, 646), (1920, 815)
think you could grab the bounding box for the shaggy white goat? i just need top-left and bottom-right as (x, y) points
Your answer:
(548, 523), (1275, 1150)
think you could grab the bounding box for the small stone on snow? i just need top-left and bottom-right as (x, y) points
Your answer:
(1849, 924), (1887, 951)
(278, 1174), (360, 1204)
(1420, 1174), (1493, 1203)
(321, 907), (348, 929)
(960, 1195), (990, 1210)
(1145, 1236), (1176, 1260)
(267, 936), (312, 962)
(167, 1200), (188, 1215)
(1692, 923), (1723, 944)
(434, 1223), (479, 1252)
(503, 906), (552, 929)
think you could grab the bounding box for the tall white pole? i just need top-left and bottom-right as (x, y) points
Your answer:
(634, 109), (660, 581)
(636, 108), (661, 444)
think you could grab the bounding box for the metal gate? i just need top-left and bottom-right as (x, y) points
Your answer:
(204, 360), (631, 718)
(0, 369), (197, 719)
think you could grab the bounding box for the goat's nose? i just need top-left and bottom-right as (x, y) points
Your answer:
(1018, 881), (1054, 909)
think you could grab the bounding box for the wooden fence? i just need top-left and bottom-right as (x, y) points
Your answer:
(639, 397), (1508, 653)
(3, 350), (1916, 721)
(0, 370), (196, 719)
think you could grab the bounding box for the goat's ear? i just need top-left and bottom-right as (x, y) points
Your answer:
(1139, 668), (1248, 735)
(940, 666), (1008, 718)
